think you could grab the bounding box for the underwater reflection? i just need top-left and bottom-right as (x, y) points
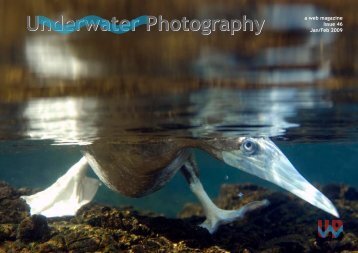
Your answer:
(189, 88), (331, 138)
(21, 88), (332, 145)
(23, 97), (99, 145)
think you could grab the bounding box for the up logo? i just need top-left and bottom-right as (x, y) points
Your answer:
(317, 219), (344, 238)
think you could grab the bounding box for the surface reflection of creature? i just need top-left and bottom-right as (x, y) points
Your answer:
(22, 137), (338, 234)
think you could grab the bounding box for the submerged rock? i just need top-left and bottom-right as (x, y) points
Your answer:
(0, 181), (356, 252)
(16, 215), (50, 242)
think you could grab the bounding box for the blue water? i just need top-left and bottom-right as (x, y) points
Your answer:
(0, 140), (356, 217)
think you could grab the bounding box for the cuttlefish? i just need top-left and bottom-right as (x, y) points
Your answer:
(22, 137), (339, 234)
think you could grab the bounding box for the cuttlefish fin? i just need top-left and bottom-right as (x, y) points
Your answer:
(21, 157), (100, 217)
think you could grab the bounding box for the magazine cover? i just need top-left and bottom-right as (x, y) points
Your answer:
(0, 1), (356, 252)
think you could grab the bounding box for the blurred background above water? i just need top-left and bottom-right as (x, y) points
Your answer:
(0, 0), (356, 216)
(0, 0), (356, 99)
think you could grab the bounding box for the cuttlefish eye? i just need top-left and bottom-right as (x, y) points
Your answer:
(241, 138), (258, 155)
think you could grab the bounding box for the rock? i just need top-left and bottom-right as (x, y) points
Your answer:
(0, 224), (17, 241)
(0, 182), (30, 224)
(310, 233), (358, 253)
(0, 182), (356, 252)
(344, 187), (358, 201)
(320, 183), (358, 203)
(0, 182), (13, 200)
(322, 184), (342, 199)
(16, 215), (50, 242)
